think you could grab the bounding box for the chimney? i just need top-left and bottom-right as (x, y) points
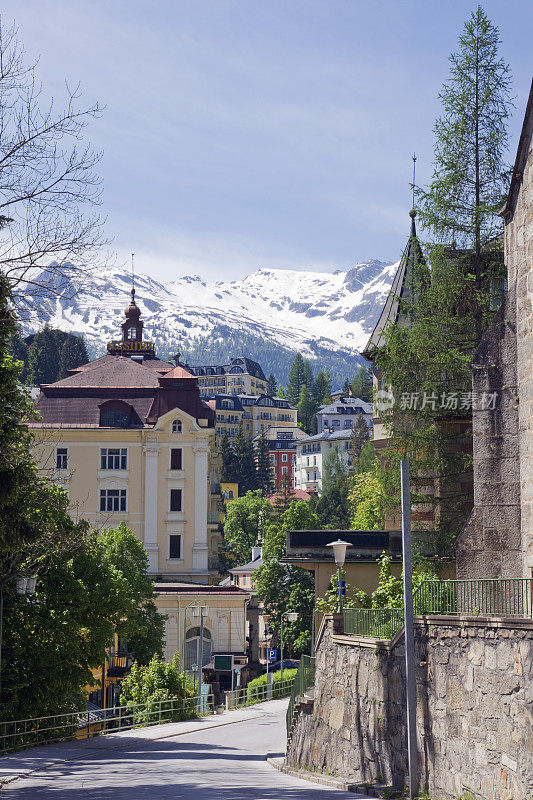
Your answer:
(251, 547), (262, 562)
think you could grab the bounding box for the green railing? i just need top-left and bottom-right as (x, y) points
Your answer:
(413, 578), (533, 617)
(343, 607), (403, 639)
(226, 676), (295, 710)
(342, 578), (533, 642)
(0, 694), (214, 756)
(286, 655), (315, 735)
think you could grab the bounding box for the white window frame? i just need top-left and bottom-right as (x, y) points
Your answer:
(172, 419), (182, 433)
(169, 447), (183, 471)
(56, 447), (68, 470)
(100, 488), (127, 512)
(281, 454), (288, 463)
(100, 448), (127, 470)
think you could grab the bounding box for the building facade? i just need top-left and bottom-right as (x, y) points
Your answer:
(316, 396), (373, 434)
(30, 290), (221, 583)
(294, 429), (352, 494)
(239, 394), (297, 436)
(189, 357), (268, 397)
(252, 426), (309, 489)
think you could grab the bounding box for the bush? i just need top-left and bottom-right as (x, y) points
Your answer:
(246, 668), (297, 703)
(119, 653), (198, 724)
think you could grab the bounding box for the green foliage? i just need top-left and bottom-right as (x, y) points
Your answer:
(312, 370), (332, 407)
(246, 668), (298, 702)
(349, 413), (371, 470)
(223, 425), (259, 495)
(310, 446), (351, 529)
(416, 6), (512, 252)
(315, 569), (359, 613)
(223, 490), (273, 564)
(256, 430), (273, 496)
(220, 429), (237, 484)
(287, 352), (313, 406)
(357, 440), (376, 474)
(254, 501), (316, 657)
(7, 333), (29, 383)
(351, 366), (373, 402)
(119, 653), (197, 722)
(97, 523), (165, 665)
(27, 326), (88, 385)
(266, 373), (277, 397)
(349, 459), (389, 530)
(297, 384), (315, 434)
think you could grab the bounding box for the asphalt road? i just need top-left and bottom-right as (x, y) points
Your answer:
(2, 699), (369, 799)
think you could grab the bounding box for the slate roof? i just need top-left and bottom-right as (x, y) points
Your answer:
(318, 397), (372, 416)
(362, 210), (427, 359)
(500, 79), (533, 219)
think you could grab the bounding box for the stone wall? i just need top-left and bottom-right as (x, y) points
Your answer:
(286, 615), (533, 800)
(505, 90), (533, 580)
(456, 286), (522, 578)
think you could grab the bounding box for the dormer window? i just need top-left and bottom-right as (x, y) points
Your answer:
(172, 419), (182, 433)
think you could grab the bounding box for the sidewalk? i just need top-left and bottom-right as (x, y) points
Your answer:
(0, 698), (288, 785)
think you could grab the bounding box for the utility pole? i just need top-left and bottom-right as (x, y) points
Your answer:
(199, 606), (204, 694)
(401, 459), (418, 799)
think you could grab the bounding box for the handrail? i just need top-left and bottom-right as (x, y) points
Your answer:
(286, 655), (315, 735)
(0, 693), (214, 756)
(342, 578), (533, 641)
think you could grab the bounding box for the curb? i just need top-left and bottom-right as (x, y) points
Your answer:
(266, 754), (379, 796)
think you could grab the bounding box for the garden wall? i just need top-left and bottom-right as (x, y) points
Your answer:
(286, 615), (533, 800)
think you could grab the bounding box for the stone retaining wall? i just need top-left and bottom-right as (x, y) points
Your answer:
(286, 615), (533, 800)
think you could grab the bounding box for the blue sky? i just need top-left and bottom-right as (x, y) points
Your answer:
(5, 0), (532, 281)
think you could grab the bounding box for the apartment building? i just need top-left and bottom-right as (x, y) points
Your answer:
(189, 357), (268, 397)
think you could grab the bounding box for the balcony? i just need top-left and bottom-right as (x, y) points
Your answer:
(207, 511), (221, 524)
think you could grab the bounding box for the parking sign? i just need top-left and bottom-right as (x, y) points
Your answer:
(267, 649), (277, 661)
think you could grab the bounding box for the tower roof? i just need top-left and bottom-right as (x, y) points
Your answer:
(362, 210), (427, 360)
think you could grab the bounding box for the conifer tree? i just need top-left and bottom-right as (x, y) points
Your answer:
(349, 413), (371, 470)
(220, 430), (237, 483)
(297, 385), (315, 434)
(287, 353), (313, 405)
(28, 326), (61, 385)
(8, 333), (29, 383)
(416, 5), (511, 336)
(232, 425), (259, 494)
(351, 366), (373, 402)
(256, 430), (273, 496)
(266, 373), (277, 397)
(312, 370), (332, 408)
(58, 334), (89, 378)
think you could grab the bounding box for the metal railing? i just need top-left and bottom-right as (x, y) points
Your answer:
(225, 676), (295, 710)
(0, 694), (214, 756)
(286, 655), (315, 735)
(342, 578), (533, 642)
(413, 578), (533, 617)
(343, 607), (403, 639)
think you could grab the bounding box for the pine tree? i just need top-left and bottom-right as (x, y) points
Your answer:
(256, 430), (273, 496)
(287, 353), (313, 405)
(232, 425), (259, 494)
(28, 326), (61, 385)
(273, 474), (296, 514)
(297, 385), (316, 435)
(312, 370), (332, 408)
(416, 5), (511, 336)
(220, 430), (237, 483)
(266, 373), (277, 397)
(58, 334), (89, 378)
(351, 366), (372, 402)
(349, 413), (370, 470)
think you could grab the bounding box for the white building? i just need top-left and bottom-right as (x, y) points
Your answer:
(294, 429), (353, 494)
(316, 396), (372, 434)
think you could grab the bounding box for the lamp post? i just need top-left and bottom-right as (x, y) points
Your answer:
(280, 611), (298, 683)
(0, 576), (37, 700)
(326, 540), (352, 612)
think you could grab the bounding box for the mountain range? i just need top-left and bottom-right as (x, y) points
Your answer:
(19, 259), (397, 386)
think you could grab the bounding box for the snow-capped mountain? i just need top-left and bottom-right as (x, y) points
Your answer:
(19, 259), (397, 384)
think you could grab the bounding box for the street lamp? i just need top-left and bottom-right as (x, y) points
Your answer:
(0, 576), (37, 699)
(326, 540), (352, 612)
(280, 611), (298, 683)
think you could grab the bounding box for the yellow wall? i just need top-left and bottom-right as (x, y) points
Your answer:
(31, 409), (216, 581)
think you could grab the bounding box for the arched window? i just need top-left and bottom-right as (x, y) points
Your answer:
(185, 627), (212, 670)
(127, 327), (137, 340)
(172, 419), (182, 433)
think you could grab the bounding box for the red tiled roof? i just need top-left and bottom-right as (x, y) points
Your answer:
(268, 489), (316, 505)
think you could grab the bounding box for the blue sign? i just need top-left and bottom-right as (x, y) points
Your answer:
(267, 649), (277, 661)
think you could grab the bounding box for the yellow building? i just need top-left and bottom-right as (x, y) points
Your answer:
(240, 394), (297, 436)
(29, 289), (221, 583)
(189, 357), (268, 397)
